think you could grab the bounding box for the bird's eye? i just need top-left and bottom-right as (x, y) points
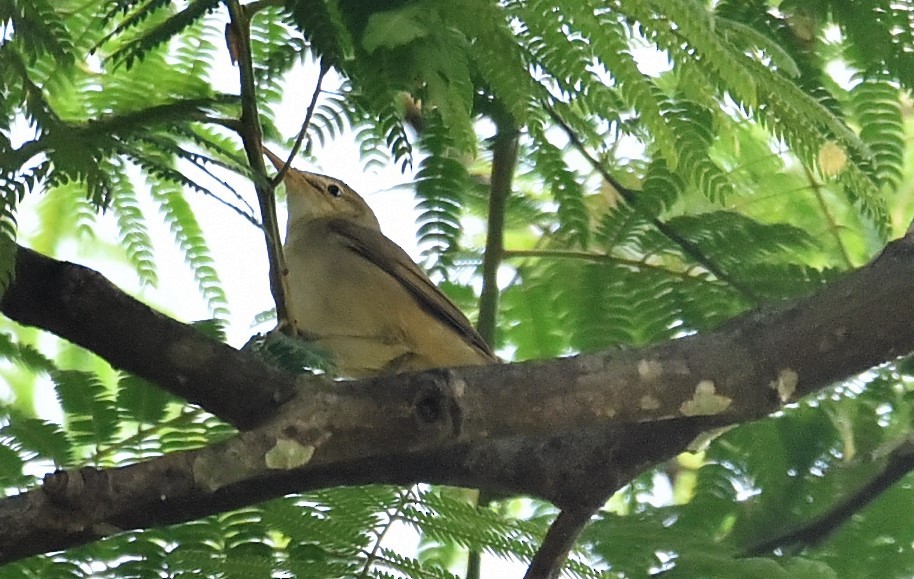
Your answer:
(327, 184), (342, 197)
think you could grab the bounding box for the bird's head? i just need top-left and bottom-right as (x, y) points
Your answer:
(263, 146), (381, 232)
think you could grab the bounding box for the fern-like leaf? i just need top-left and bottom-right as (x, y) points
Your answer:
(286, 0), (353, 68)
(0, 333), (56, 374)
(2, 412), (73, 466)
(107, 158), (158, 287)
(3, 0), (75, 63)
(414, 115), (470, 273)
(109, 0), (221, 69)
(663, 98), (734, 203)
(116, 373), (177, 424)
(528, 124), (589, 248)
(52, 369), (119, 449)
(851, 77), (905, 192)
(150, 182), (230, 319)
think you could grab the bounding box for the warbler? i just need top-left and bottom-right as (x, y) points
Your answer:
(263, 147), (497, 378)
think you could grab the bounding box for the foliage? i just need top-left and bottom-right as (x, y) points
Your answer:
(2, 0), (914, 577)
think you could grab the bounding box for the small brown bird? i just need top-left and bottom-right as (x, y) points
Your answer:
(263, 147), (497, 378)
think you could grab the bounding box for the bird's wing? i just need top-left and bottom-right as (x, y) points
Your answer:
(326, 218), (497, 362)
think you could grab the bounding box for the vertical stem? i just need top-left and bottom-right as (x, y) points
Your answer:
(803, 164), (853, 269)
(476, 116), (519, 346)
(468, 112), (518, 579)
(225, 0), (291, 328)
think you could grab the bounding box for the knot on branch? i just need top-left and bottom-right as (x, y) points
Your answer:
(42, 466), (106, 509)
(412, 370), (464, 440)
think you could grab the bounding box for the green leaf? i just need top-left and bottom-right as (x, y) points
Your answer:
(529, 123), (589, 248)
(500, 269), (569, 360)
(2, 414), (72, 466)
(851, 77), (905, 192)
(52, 369), (118, 447)
(109, 0), (222, 69)
(191, 318), (228, 343)
(362, 5), (430, 53)
(150, 182), (229, 319)
(0, 333), (56, 373)
(0, 228), (15, 303)
(116, 374), (177, 424)
(718, 17), (800, 78)
(414, 114), (472, 273)
(0, 437), (25, 486)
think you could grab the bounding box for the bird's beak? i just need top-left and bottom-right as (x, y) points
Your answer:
(262, 147), (325, 197)
(262, 146), (286, 173)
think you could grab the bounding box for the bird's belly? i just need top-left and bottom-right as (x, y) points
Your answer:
(285, 245), (414, 376)
(286, 251), (398, 332)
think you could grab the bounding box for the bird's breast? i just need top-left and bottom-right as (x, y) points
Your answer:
(283, 222), (490, 377)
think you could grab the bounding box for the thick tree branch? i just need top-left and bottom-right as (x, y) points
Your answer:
(0, 417), (704, 564)
(4, 229), (914, 561)
(525, 508), (601, 579)
(0, 246), (297, 429)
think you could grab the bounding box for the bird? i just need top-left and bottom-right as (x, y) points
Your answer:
(262, 147), (497, 378)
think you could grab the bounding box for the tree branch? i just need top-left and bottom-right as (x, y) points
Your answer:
(804, 164), (854, 269)
(225, 0), (292, 328)
(0, 246), (297, 429)
(477, 112), (519, 346)
(503, 249), (712, 282)
(4, 228), (914, 562)
(743, 434), (914, 556)
(270, 62), (328, 186)
(524, 508), (599, 579)
(469, 108), (519, 579)
(0, 413), (705, 564)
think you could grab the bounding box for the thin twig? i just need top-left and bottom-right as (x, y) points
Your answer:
(743, 435), (914, 556)
(542, 103), (761, 303)
(225, 0), (291, 327)
(153, 136), (260, 221)
(360, 488), (416, 574)
(195, 185), (261, 228)
(91, 408), (205, 463)
(503, 249), (714, 282)
(271, 61), (329, 186)
(803, 164), (853, 269)
(195, 115), (244, 133)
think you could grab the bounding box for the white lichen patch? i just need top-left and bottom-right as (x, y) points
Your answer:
(452, 376), (466, 398)
(770, 368), (798, 403)
(640, 394), (661, 411)
(265, 438), (315, 470)
(680, 380), (732, 416)
(638, 359), (664, 382)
